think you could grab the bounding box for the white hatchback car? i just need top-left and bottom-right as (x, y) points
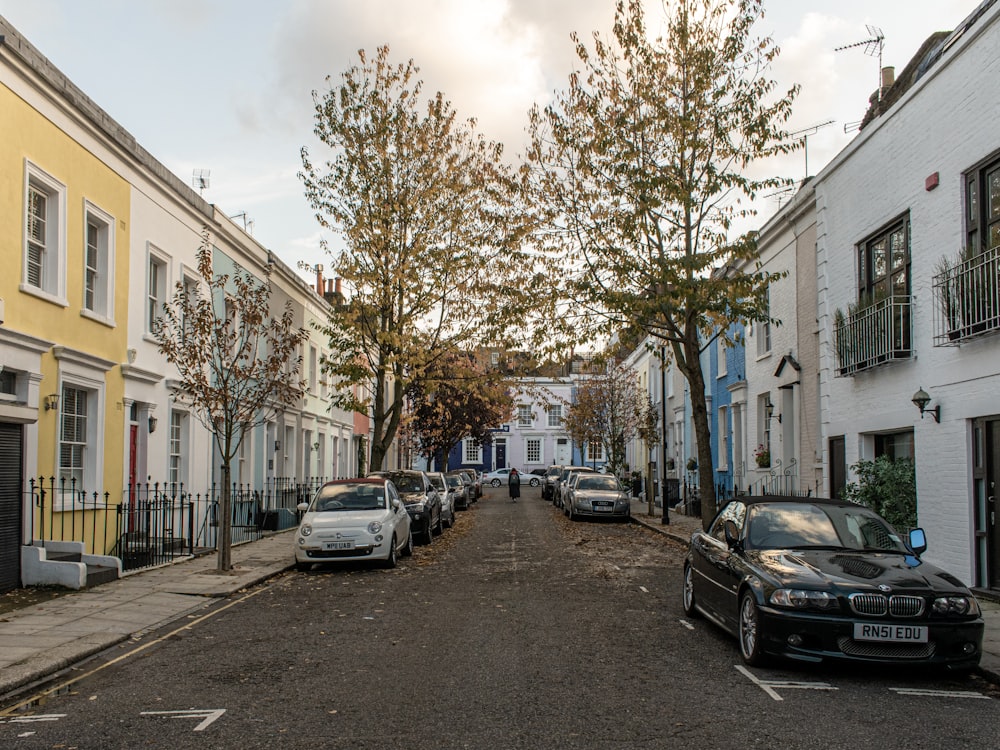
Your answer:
(294, 478), (413, 571)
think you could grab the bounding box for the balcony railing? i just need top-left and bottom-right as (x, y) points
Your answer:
(834, 294), (913, 377)
(932, 245), (1000, 346)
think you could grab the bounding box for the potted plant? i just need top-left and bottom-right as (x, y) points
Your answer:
(753, 443), (770, 468)
(665, 457), (675, 471)
(686, 457), (698, 472)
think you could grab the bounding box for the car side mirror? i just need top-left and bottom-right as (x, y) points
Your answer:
(908, 527), (927, 556)
(724, 519), (742, 550)
(297, 502), (309, 512)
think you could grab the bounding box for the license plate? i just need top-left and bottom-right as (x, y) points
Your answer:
(322, 541), (354, 551)
(593, 502), (613, 511)
(853, 623), (928, 643)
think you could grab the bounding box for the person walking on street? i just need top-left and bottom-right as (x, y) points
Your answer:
(509, 468), (521, 502)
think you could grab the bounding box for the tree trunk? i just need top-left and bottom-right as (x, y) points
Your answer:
(218, 462), (232, 571)
(680, 336), (717, 532)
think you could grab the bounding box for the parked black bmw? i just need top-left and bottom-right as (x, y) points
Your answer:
(683, 496), (984, 671)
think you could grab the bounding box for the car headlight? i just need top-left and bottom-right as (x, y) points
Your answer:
(932, 596), (979, 616)
(368, 521), (383, 535)
(409, 502), (426, 512)
(299, 523), (312, 537)
(769, 589), (838, 611)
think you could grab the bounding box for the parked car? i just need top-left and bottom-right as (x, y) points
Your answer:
(368, 470), (442, 544)
(482, 467), (541, 487)
(445, 471), (472, 510)
(552, 466), (597, 508)
(542, 465), (564, 501)
(293, 478), (413, 571)
(565, 473), (631, 521)
(457, 468), (482, 500)
(683, 495), (984, 670)
(428, 471), (457, 528)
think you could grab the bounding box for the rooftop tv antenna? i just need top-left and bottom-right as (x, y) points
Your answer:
(835, 25), (885, 102)
(788, 120), (835, 180)
(192, 169), (211, 195)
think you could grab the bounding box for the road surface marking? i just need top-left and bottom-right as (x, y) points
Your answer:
(735, 665), (837, 702)
(141, 709), (226, 732)
(889, 688), (990, 700)
(679, 619), (695, 630)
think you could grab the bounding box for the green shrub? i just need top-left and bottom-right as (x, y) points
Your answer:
(841, 456), (917, 532)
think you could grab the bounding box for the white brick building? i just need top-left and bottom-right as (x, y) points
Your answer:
(814, 0), (1000, 589)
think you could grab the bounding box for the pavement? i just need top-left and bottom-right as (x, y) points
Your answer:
(0, 495), (997, 704)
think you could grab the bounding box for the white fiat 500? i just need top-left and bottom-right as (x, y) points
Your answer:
(294, 478), (413, 571)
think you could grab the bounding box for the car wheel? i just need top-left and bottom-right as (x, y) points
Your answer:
(295, 561), (311, 573)
(422, 524), (434, 545)
(682, 563), (700, 618)
(491, 479), (501, 487)
(739, 591), (767, 666)
(383, 535), (398, 569)
(401, 530), (414, 557)
(530, 477), (540, 487)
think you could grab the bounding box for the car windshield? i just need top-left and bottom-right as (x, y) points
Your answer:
(392, 474), (424, 493)
(745, 502), (908, 552)
(311, 484), (386, 512)
(446, 476), (463, 488)
(429, 475), (446, 491)
(576, 475), (620, 491)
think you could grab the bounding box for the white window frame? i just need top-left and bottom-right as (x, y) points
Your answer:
(757, 393), (772, 457)
(717, 336), (727, 377)
(23, 161), (67, 304)
(463, 438), (482, 464)
(58, 384), (90, 489)
(309, 346), (318, 394)
(587, 441), (603, 462)
(547, 403), (562, 428)
(81, 200), (115, 324)
(756, 289), (772, 358)
(718, 405), (729, 471)
(147, 246), (168, 335)
(525, 436), (542, 464)
(168, 410), (189, 487)
(517, 404), (532, 427)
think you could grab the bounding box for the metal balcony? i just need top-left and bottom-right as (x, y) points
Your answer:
(932, 246), (1000, 346)
(835, 295), (913, 376)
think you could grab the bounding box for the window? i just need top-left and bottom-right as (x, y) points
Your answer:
(23, 162), (66, 300)
(309, 346), (318, 394)
(59, 385), (89, 487)
(587, 441), (603, 462)
(526, 437), (542, 464)
(717, 336), (727, 377)
(517, 405), (532, 426)
(147, 250), (167, 333)
(874, 431), (914, 462)
(82, 202), (114, 321)
(547, 404), (562, 428)
(0, 369), (17, 398)
(757, 393), (772, 458)
(181, 275), (198, 342)
(718, 405), (729, 471)
(168, 411), (188, 486)
(463, 439), (482, 464)
(965, 154), (1000, 253)
(756, 289), (771, 357)
(858, 216), (910, 302)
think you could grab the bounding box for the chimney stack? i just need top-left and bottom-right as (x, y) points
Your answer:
(315, 264), (324, 297)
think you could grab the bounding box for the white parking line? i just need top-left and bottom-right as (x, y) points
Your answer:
(0, 714), (65, 724)
(639, 585), (649, 593)
(679, 619), (695, 630)
(889, 688), (991, 700)
(141, 709), (226, 732)
(735, 665), (838, 701)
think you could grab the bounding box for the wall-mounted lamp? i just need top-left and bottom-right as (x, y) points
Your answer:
(313, 442), (320, 452)
(274, 440), (281, 452)
(765, 401), (781, 423)
(44, 393), (59, 411)
(912, 387), (940, 423)
(148, 416), (158, 433)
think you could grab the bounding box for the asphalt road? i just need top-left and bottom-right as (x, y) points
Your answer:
(3, 486), (999, 749)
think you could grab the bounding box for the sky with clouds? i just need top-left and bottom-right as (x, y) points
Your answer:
(0, 0), (977, 278)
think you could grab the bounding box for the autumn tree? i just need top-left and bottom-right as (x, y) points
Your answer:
(563, 362), (658, 477)
(405, 350), (514, 470)
(154, 229), (307, 571)
(527, 0), (798, 528)
(300, 46), (535, 471)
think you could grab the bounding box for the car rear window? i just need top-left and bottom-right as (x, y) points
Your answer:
(312, 484), (386, 511)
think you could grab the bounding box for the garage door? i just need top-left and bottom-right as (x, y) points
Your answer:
(0, 422), (24, 593)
